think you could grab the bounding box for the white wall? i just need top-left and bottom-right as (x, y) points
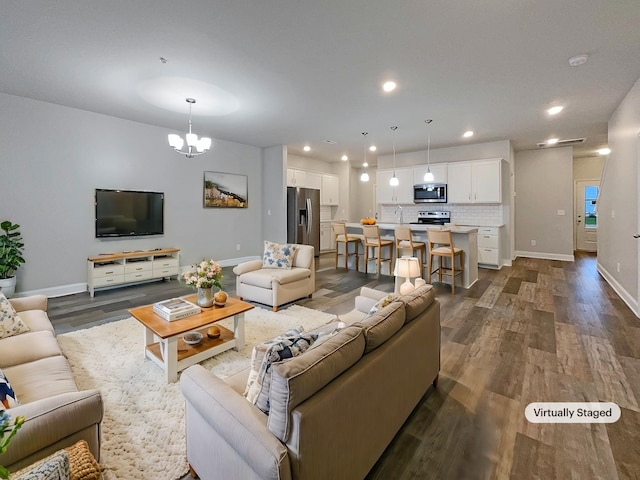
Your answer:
(574, 156), (605, 181)
(514, 147), (574, 260)
(263, 145), (287, 243)
(0, 93), (264, 295)
(598, 76), (640, 314)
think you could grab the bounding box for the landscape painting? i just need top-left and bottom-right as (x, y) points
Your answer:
(203, 172), (248, 208)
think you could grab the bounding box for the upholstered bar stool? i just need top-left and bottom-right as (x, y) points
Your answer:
(362, 225), (394, 277)
(394, 226), (427, 274)
(427, 228), (464, 293)
(331, 222), (362, 271)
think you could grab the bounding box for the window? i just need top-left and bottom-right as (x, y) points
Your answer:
(584, 185), (599, 227)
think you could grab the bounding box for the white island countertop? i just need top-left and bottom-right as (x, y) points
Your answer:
(345, 222), (478, 234)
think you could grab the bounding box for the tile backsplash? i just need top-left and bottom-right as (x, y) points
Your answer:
(379, 204), (503, 226)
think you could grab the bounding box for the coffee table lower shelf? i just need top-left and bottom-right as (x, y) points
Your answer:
(146, 324), (235, 363)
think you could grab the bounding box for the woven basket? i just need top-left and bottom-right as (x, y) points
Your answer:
(64, 440), (103, 480)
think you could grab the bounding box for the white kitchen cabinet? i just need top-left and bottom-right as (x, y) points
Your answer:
(376, 168), (413, 204)
(477, 226), (501, 268)
(306, 172), (322, 190)
(320, 222), (333, 251)
(413, 163), (447, 184)
(447, 158), (502, 204)
(321, 174), (340, 205)
(287, 169), (305, 187)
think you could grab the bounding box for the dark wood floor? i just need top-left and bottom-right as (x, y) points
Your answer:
(48, 252), (640, 480)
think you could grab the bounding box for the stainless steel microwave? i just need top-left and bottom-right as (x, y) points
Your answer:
(413, 183), (447, 203)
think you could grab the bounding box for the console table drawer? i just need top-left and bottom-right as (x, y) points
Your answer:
(125, 262), (153, 274)
(93, 275), (125, 288)
(153, 266), (179, 277)
(125, 270), (154, 283)
(93, 264), (125, 278)
(154, 258), (179, 269)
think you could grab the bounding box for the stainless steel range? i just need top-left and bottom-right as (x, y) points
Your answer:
(411, 211), (450, 225)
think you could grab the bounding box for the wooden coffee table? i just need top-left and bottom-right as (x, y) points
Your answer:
(129, 295), (254, 383)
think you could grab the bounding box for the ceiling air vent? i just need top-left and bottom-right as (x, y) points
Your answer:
(537, 138), (587, 148)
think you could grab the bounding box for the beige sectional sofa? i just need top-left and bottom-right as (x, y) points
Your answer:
(0, 295), (103, 472)
(180, 284), (439, 480)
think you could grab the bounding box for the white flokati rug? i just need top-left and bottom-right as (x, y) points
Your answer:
(57, 304), (335, 480)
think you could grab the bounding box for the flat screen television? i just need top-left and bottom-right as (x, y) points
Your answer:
(95, 189), (164, 237)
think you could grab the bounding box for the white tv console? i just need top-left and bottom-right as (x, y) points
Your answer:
(87, 248), (180, 297)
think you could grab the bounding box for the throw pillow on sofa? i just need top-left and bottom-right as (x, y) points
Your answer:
(0, 292), (30, 339)
(245, 328), (318, 414)
(367, 293), (398, 316)
(262, 241), (297, 269)
(244, 326), (306, 400)
(1, 368), (20, 408)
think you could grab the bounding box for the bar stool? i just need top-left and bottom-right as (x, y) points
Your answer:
(427, 229), (464, 293)
(331, 222), (362, 271)
(362, 225), (394, 276)
(394, 226), (427, 274)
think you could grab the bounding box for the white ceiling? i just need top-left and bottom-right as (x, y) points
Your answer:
(2, 1), (640, 164)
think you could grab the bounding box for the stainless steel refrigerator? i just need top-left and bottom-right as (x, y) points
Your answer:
(287, 187), (320, 256)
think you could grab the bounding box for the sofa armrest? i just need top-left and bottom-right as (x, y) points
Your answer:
(233, 259), (264, 276)
(180, 365), (290, 480)
(2, 390), (103, 467)
(354, 295), (378, 314)
(9, 295), (48, 313)
(359, 287), (389, 302)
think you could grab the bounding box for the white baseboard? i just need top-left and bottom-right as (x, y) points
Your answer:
(15, 283), (88, 298)
(514, 250), (575, 262)
(597, 262), (639, 317)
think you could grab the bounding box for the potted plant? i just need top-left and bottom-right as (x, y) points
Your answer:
(0, 221), (25, 298)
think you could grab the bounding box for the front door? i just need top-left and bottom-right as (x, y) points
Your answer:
(575, 181), (599, 252)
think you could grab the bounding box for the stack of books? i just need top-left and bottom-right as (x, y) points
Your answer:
(153, 298), (201, 321)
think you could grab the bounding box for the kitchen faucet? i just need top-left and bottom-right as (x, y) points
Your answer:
(395, 205), (403, 224)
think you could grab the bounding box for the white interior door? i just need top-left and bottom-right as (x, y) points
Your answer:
(575, 180), (599, 252)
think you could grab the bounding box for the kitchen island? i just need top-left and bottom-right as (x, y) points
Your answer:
(345, 223), (478, 289)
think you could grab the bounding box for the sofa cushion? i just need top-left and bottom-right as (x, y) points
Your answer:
(0, 292), (30, 339)
(240, 268), (311, 289)
(16, 309), (55, 334)
(4, 356), (78, 404)
(0, 330), (62, 369)
(268, 325), (365, 442)
(1, 367), (20, 408)
(357, 301), (405, 354)
(400, 284), (436, 323)
(11, 449), (70, 480)
(262, 241), (297, 269)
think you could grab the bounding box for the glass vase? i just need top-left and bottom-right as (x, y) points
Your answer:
(196, 287), (215, 308)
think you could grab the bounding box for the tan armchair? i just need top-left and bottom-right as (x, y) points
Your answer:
(233, 244), (315, 311)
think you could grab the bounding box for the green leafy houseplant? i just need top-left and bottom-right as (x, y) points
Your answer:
(0, 410), (25, 479)
(0, 221), (25, 280)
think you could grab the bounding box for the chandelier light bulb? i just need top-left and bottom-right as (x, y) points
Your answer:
(168, 98), (212, 158)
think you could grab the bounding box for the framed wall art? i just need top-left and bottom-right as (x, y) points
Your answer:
(203, 171), (248, 208)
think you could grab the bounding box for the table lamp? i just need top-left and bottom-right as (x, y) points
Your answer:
(395, 257), (421, 295)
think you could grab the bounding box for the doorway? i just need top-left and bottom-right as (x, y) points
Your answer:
(575, 180), (599, 252)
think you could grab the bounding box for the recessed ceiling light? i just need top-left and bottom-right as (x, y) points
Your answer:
(382, 81), (397, 92)
(341, 155), (348, 161)
(369, 145), (377, 152)
(159, 57), (168, 64)
(363, 162), (369, 167)
(546, 138), (559, 145)
(568, 54), (588, 67)
(597, 147), (611, 155)
(303, 145), (311, 152)
(547, 106), (564, 115)
(463, 130), (474, 138)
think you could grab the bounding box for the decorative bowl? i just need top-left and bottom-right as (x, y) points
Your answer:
(183, 332), (203, 345)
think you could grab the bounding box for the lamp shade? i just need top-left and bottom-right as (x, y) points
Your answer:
(168, 134), (184, 149)
(424, 170), (435, 182)
(396, 257), (421, 278)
